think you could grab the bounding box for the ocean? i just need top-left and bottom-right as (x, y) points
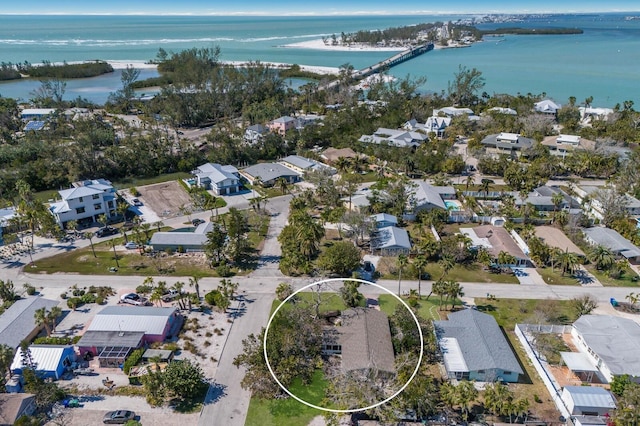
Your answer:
(0, 14), (639, 106)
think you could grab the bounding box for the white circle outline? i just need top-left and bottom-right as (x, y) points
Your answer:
(263, 277), (424, 413)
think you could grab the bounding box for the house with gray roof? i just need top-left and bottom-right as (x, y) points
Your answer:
(240, 163), (300, 187)
(0, 393), (36, 425)
(371, 226), (411, 255)
(560, 386), (616, 416)
(149, 222), (213, 252)
(410, 181), (456, 215)
(481, 132), (534, 157)
(0, 296), (60, 349)
(515, 185), (578, 212)
(404, 117), (452, 138)
(191, 163), (240, 195)
(571, 315), (640, 383)
(359, 127), (428, 148)
(435, 309), (523, 383)
(534, 99), (561, 115)
(322, 308), (395, 375)
(371, 213), (398, 229)
(48, 178), (117, 228)
(433, 106), (479, 119)
(243, 124), (268, 144)
(278, 155), (335, 175)
(460, 225), (530, 266)
(583, 227), (640, 264)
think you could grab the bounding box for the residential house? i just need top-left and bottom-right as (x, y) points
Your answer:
(149, 222), (213, 252)
(460, 225), (530, 266)
(486, 107), (517, 115)
(320, 147), (358, 165)
(571, 314), (640, 383)
(345, 191), (372, 212)
(371, 226), (411, 255)
(403, 117), (451, 138)
(433, 106), (477, 119)
(243, 124), (268, 144)
(534, 99), (561, 115)
(19, 108), (55, 121)
(574, 186), (640, 220)
(322, 308), (395, 375)
(11, 345), (75, 380)
(534, 226), (585, 257)
(560, 386), (616, 416)
(434, 309), (523, 382)
(370, 213), (398, 229)
(583, 227), (640, 264)
(481, 132), (534, 156)
(358, 127), (428, 148)
(579, 107), (614, 125)
(240, 163), (300, 187)
(0, 206), (17, 241)
(278, 155), (336, 175)
(410, 181), (456, 215)
(191, 163), (241, 196)
(48, 179), (117, 228)
(79, 306), (180, 367)
(267, 116), (297, 136)
(0, 296), (60, 349)
(541, 134), (596, 158)
(0, 393), (36, 424)
(515, 185), (578, 212)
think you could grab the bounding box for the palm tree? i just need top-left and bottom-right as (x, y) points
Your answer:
(483, 382), (512, 420)
(189, 276), (201, 299)
(275, 177), (290, 195)
(34, 307), (50, 336)
(432, 279), (448, 310)
(445, 280), (464, 310)
(589, 245), (615, 271)
(153, 221), (164, 232)
(413, 255), (428, 298)
(396, 254), (408, 296)
(47, 306), (62, 334)
(110, 240), (120, 268)
(626, 292), (639, 307)
(66, 220), (78, 236)
(456, 380), (479, 421)
(481, 178), (494, 199)
(96, 214), (108, 228)
(116, 200), (130, 222)
(557, 249), (579, 276)
(334, 157), (351, 175)
(0, 344), (15, 379)
(439, 256), (455, 280)
(85, 232), (97, 258)
(464, 175), (474, 191)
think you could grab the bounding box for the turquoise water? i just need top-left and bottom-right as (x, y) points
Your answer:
(0, 14), (639, 106)
(444, 200), (461, 211)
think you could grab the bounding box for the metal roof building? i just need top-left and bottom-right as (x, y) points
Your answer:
(87, 306), (178, 340)
(0, 297), (60, 349)
(561, 386), (616, 416)
(572, 314), (640, 382)
(11, 345), (75, 380)
(371, 226), (411, 255)
(435, 309), (523, 383)
(583, 227), (640, 262)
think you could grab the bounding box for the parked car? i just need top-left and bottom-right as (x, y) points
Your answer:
(131, 198), (143, 206)
(103, 410), (136, 424)
(124, 242), (138, 249)
(122, 221), (134, 230)
(120, 293), (148, 306)
(96, 227), (118, 238)
(191, 218), (205, 226)
(162, 289), (185, 302)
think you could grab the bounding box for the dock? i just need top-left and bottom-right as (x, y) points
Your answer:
(319, 42), (434, 91)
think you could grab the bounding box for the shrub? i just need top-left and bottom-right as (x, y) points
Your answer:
(163, 342), (180, 352)
(165, 247), (174, 255)
(123, 348), (145, 374)
(66, 297), (83, 310)
(60, 292), (68, 300)
(215, 262), (233, 277)
(33, 336), (74, 345)
(534, 394), (542, 403)
(177, 245), (185, 254)
(205, 331), (213, 337)
(80, 293), (97, 304)
(24, 284), (36, 295)
(130, 187), (141, 197)
(136, 284), (153, 294)
(72, 288), (85, 297)
(95, 296), (105, 305)
(203, 341), (211, 347)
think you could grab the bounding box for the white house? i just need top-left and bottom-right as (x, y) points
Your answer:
(561, 386), (616, 416)
(191, 163), (241, 196)
(534, 99), (561, 115)
(20, 108), (55, 121)
(358, 128), (428, 148)
(278, 155), (336, 175)
(481, 132), (534, 156)
(371, 226), (411, 255)
(403, 117), (451, 138)
(48, 179), (117, 228)
(243, 124), (268, 144)
(571, 315), (640, 383)
(433, 106), (477, 118)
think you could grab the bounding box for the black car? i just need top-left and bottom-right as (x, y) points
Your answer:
(96, 227), (118, 238)
(103, 410), (136, 424)
(192, 218), (205, 226)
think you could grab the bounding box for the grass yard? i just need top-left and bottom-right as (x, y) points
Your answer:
(587, 266), (640, 287)
(378, 294), (453, 321)
(113, 171), (191, 189)
(271, 291), (363, 315)
(377, 257), (519, 284)
(474, 298), (575, 328)
(537, 267), (580, 286)
(245, 370), (329, 426)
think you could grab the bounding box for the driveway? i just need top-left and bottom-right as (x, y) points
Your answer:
(250, 195), (291, 278)
(512, 267), (547, 286)
(198, 293), (274, 426)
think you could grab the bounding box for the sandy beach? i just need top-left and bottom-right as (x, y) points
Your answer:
(221, 60), (340, 75)
(282, 38), (406, 52)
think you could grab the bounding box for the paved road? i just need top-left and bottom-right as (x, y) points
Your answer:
(198, 293), (273, 426)
(249, 195), (291, 279)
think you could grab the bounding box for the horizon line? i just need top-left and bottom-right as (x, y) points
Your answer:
(1, 10), (639, 17)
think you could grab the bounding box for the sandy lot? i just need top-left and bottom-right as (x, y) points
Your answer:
(137, 181), (194, 220)
(49, 285), (233, 426)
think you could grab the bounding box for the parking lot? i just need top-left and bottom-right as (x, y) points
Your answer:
(137, 181), (194, 220)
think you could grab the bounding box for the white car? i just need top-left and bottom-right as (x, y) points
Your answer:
(120, 293), (147, 306)
(124, 242), (138, 249)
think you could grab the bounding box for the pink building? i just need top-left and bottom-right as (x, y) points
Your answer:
(267, 116), (297, 136)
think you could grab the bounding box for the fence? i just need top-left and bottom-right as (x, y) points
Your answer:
(514, 323), (571, 420)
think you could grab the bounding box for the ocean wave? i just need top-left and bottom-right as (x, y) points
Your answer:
(0, 37), (235, 47)
(237, 33), (332, 42)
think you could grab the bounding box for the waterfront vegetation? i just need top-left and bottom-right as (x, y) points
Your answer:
(480, 27), (584, 35)
(0, 60), (114, 81)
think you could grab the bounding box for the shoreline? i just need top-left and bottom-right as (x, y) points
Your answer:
(280, 38), (473, 52)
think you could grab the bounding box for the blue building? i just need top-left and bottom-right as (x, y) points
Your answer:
(11, 345), (75, 380)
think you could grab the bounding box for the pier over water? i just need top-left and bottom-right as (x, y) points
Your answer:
(320, 42), (434, 91)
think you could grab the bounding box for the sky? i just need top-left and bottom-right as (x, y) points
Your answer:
(2, 0), (639, 15)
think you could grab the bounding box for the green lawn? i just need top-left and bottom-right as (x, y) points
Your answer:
(271, 291), (362, 315)
(474, 298), (576, 328)
(245, 369), (329, 426)
(587, 266), (640, 287)
(537, 267), (580, 286)
(378, 294), (451, 321)
(418, 263), (519, 284)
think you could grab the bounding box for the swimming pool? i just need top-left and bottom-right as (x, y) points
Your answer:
(444, 200), (461, 211)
